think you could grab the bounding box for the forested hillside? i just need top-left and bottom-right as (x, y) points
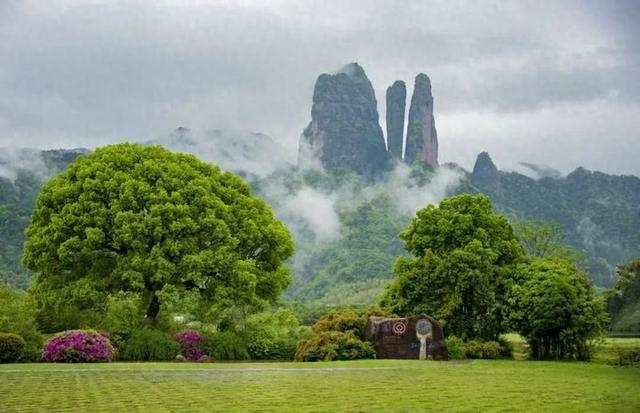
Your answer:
(1, 145), (638, 303)
(0, 149), (87, 288)
(469, 153), (640, 287)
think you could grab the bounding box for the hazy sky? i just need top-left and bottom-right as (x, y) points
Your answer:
(1, 0), (638, 175)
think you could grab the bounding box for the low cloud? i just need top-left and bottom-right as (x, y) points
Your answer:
(380, 163), (463, 216)
(0, 147), (49, 181)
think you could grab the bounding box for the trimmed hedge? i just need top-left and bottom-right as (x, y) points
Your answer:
(445, 336), (466, 360)
(0, 333), (26, 363)
(611, 348), (640, 367)
(446, 337), (512, 360)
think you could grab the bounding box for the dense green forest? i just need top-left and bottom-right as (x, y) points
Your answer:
(469, 153), (640, 287)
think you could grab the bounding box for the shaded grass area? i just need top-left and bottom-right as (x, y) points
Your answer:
(1, 359), (639, 412)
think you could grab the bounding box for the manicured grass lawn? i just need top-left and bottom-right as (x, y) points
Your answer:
(1, 359), (638, 412)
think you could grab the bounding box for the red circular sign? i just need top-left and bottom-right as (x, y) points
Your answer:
(392, 321), (407, 335)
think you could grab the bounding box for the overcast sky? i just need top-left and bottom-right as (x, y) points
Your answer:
(0, 0), (638, 175)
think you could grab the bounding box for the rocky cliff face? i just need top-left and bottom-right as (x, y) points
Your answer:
(405, 73), (438, 167)
(299, 63), (389, 179)
(471, 151), (499, 188)
(385, 80), (406, 160)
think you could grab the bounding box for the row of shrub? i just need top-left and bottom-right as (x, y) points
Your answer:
(0, 304), (310, 363)
(0, 328), (214, 363)
(446, 336), (513, 360)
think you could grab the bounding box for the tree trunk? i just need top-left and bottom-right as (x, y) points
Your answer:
(145, 293), (161, 325)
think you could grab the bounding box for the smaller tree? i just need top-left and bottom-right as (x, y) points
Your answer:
(507, 258), (606, 360)
(381, 194), (524, 341)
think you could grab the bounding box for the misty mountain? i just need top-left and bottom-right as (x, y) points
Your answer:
(0, 141), (637, 300)
(0, 62), (637, 300)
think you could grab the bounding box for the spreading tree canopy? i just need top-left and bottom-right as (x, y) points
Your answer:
(23, 144), (293, 329)
(381, 194), (524, 340)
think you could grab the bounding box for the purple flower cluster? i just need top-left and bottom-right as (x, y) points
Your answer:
(42, 330), (113, 362)
(174, 330), (208, 361)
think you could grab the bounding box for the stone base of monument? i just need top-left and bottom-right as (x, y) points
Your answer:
(365, 314), (448, 360)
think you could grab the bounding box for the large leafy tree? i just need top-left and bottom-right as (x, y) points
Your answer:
(507, 258), (606, 360)
(381, 194), (524, 340)
(23, 144), (293, 330)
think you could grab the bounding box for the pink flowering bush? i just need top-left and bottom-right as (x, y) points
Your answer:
(174, 330), (208, 361)
(42, 330), (113, 362)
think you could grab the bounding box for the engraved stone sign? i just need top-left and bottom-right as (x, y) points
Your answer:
(364, 314), (447, 360)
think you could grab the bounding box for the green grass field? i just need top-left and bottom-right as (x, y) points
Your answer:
(1, 359), (639, 412)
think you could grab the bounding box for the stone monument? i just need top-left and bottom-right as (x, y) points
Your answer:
(365, 314), (447, 360)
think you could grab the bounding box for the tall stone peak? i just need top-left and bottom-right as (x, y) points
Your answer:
(336, 62), (368, 78)
(405, 73), (438, 167)
(471, 152), (499, 188)
(386, 80), (406, 160)
(299, 63), (389, 180)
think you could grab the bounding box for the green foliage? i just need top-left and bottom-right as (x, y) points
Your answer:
(29, 277), (106, 333)
(382, 194), (524, 340)
(513, 220), (586, 264)
(0, 283), (42, 359)
(311, 307), (392, 339)
(118, 328), (180, 361)
(611, 348), (640, 367)
(285, 302), (336, 326)
(507, 258), (607, 360)
(23, 144), (294, 327)
(445, 336), (465, 360)
(204, 330), (249, 361)
(607, 259), (640, 334)
(286, 194), (406, 306)
(463, 340), (501, 359)
(446, 336), (510, 360)
(497, 335), (514, 358)
(0, 333), (26, 363)
(468, 166), (640, 287)
(99, 292), (146, 337)
(244, 309), (308, 360)
(294, 307), (386, 362)
(295, 331), (375, 361)
(311, 309), (364, 337)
